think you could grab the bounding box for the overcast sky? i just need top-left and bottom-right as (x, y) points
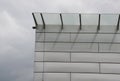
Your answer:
(0, 0), (120, 81)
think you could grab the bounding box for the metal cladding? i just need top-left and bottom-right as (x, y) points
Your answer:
(33, 13), (120, 81)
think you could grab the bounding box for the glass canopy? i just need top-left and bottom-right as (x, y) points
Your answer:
(33, 13), (120, 33)
(33, 13), (119, 25)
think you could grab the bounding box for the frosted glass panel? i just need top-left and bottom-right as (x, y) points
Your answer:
(43, 13), (61, 25)
(82, 14), (98, 25)
(44, 63), (99, 72)
(35, 43), (44, 51)
(99, 26), (116, 33)
(34, 73), (42, 81)
(72, 43), (98, 52)
(100, 44), (120, 52)
(34, 62), (43, 72)
(35, 52), (43, 61)
(101, 14), (118, 25)
(101, 64), (120, 73)
(62, 25), (79, 32)
(45, 43), (71, 51)
(45, 33), (58, 41)
(44, 73), (70, 81)
(36, 33), (120, 43)
(62, 14), (79, 25)
(80, 25), (97, 32)
(72, 53), (120, 63)
(95, 34), (114, 42)
(36, 33), (44, 41)
(114, 34), (120, 42)
(72, 74), (120, 81)
(44, 52), (70, 62)
(45, 33), (70, 42)
(45, 25), (61, 32)
(76, 34), (95, 42)
(100, 53), (120, 63)
(37, 43), (99, 52)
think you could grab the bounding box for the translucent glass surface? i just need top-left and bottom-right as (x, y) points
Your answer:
(35, 52), (70, 62)
(71, 53), (120, 63)
(99, 26), (116, 33)
(35, 52), (43, 61)
(101, 14), (119, 25)
(62, 14), (79, 25)
(34, 62), (43, 72)
(82, 14), (98, 25)
(75, 34), (95, 42)
(35, 43), (44, 51)
(72, 74), (120, 81)
(101, 64), (120, 73)
(72, 43), (98, 52)
(34, 73), (42, 81)
(33, 13), (120, 29)
(100, 44), (120, 52)
(43, 13), (61, 25)
(44, 73), (70, 81)
(44, 63), (99, 72)
(36, 33), (44, 42)
(36, 32), (120, 43)
(95, 34), (114, 42)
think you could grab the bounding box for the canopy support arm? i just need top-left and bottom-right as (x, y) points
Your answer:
(79, 14), (82, 30)
(40, 13), (45, 29)
(32, 13), (38, 29)
(97, 14), (101, 31)
(60, 14), (63, 30)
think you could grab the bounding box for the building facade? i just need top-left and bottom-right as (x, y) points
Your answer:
(33, 13), (120, 81)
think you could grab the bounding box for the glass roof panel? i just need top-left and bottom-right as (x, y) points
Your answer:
(62, 14), (79, 25)
(101, 14), (119, 25)
(33, 13), (120, 33)
(43, 13), (61, 25)
(81, 14), (98, 25)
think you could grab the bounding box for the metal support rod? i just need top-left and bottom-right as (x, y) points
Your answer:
(60, 14), (63, 30)
(40, 13), (45, 29)
(97, 14), (101, 31)
(32, 13), (38, 26)
(32, 13), (37, 29)
(79, 14), (82, 30)
(117, 14), (120, 31)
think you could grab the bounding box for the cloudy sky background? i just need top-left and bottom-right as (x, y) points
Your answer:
(0, 0), (120, 81)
